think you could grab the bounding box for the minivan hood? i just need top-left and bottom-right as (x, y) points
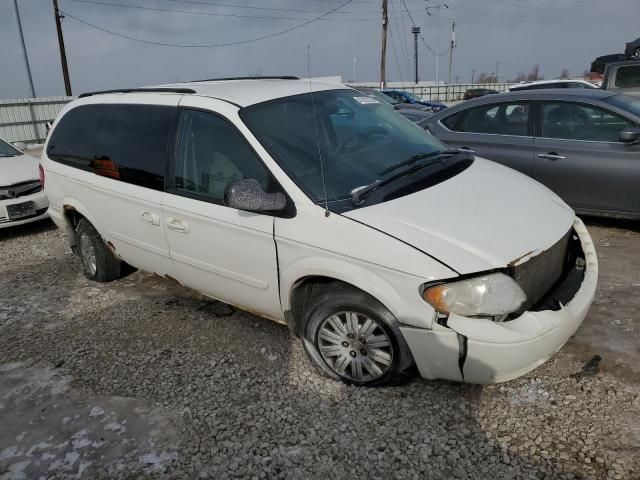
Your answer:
(343, 158), (575, 274)
(0, 153), (40, 186)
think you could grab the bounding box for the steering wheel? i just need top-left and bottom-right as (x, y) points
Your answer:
(334, 126), (389, 156)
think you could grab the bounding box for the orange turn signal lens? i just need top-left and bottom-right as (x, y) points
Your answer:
(422, 284), (449, 313)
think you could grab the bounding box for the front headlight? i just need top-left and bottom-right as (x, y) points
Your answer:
(422, 273), (527, 317)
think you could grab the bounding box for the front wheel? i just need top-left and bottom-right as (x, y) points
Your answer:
(301, 284), (413, 386)
(634, 47), (640, 59)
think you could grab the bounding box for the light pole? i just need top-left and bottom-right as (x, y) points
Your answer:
(426, 1), (448, 85)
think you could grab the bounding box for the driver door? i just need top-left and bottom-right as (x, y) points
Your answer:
(162, 97), (283, 320)
(533, 101), (640, 215)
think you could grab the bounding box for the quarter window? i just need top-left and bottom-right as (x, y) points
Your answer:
(46, 104), (174, 191)
(540, 102), (632, 142)
(173, 109), (271, 204)
(460, 102), (530, 136)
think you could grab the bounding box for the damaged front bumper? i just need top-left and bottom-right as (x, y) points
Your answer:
(400, 217), (598, 384)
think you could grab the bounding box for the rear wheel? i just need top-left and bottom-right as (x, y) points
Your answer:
(635, 47), (640, 59)
(75, 219), (123, 282)
(301, 284), (413, 386)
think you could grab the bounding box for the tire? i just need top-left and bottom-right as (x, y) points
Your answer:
(75, 218), (123, 282)
(301, 283), (414, 386)
(635, 47), (640, 59)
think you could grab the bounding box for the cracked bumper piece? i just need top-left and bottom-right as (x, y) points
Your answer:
(401, 218), (598, 384)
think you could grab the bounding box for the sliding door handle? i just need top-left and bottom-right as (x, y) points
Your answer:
(166, 217), (189, 233)
(141, 211), (160, 226)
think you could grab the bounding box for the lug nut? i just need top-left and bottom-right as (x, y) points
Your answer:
(350, 350), (357, 358)
(360, 349), (367, 355)
(342, 341), (349, 347)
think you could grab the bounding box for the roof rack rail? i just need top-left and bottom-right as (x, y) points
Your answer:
(188, 76), (299, 83)
(78, 88), (196, 98)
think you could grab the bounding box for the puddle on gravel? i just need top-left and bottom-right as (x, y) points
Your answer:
(0, 362), (180, 478)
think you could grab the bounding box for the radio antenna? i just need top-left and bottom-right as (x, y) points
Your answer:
(307, 44), (330, 217)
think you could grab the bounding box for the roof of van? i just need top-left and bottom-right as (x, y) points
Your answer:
(157, 78), (347, 107)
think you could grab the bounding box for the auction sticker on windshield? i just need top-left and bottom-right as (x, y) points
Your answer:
(353, 96), (381, 105)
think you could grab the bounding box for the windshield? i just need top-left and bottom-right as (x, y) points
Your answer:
(0, 138), (22, 157)
(607, 94), (640, 117)
(366, 89), (398, 105)
(241, 89), (448, 205)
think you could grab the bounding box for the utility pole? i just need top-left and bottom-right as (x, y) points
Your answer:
(412, 27), (421, 84)
(471, 68), (476, 83)
(12, 0), (36, 98)
(426, 2), (448, 85)
(495, 61), (500, 83)
(380, 0), (388, 89)
(448, 21), (456, 84)
(52, 0), (72, 96)
(353, 57), (357, 83)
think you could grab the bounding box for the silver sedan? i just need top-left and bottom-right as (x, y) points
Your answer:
(423, 89), (640, 219)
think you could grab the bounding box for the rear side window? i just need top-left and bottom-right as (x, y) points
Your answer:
(47, 104), (175, 191)
(441, 111), (463, 130)
(615, 65), (640, 88)
(459, 102), (530, 136)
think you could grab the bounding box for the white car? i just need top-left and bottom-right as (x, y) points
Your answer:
(41, 78), (598, 386)
(508, 79), (598, 91)
(0, 138), (49, 228)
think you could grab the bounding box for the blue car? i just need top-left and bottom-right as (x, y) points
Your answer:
(382, 89), (447, 112)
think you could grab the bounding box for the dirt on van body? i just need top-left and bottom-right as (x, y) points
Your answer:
(0, 217), (638, 480)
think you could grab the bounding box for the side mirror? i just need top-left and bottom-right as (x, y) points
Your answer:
(13, 141), (27, 151)
(620, 127), (640, 144)
(224, 179), (286, 212)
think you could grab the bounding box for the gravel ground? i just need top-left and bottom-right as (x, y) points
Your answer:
(0, 218), (639, 480)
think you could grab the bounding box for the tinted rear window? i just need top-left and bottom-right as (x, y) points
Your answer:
(615, 65), (640, 88)
(47, 104), (175, 191)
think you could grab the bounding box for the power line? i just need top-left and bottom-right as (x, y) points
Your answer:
(61, 0), (355, 47)
(68, 0), (376, 21)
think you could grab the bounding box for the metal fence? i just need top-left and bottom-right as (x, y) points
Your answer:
(348, 82), (514, 102)
(0, 96), (74, 144)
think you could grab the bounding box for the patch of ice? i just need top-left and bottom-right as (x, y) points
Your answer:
(0, 362), (24, 373)
(139, 451), (178, 472)
(88, 406), (104, 417)
(2, 459), (31, 480)
(0, 445), (20, 461)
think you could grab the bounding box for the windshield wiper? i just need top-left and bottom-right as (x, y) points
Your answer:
(351, 150), (465, 206)
(379, 149), (460, 176)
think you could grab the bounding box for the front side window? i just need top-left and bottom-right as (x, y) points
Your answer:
(0, 139), (22, 157)
(614, 65), (640, 88)
(460, 102), (530, 136)
(47, 104), (174, 191)
(173, 109), (271, 204)
(241, 89), (452, 206)
(540, 102), (632, 142)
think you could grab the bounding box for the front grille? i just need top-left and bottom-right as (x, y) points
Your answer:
(510, 229), (572, 311)
(0, 180), (42, 200)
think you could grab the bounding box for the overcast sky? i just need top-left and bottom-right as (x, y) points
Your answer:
(1, 0), (638, 98)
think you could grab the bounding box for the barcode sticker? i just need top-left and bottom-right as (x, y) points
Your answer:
(353, 96), (381, 105)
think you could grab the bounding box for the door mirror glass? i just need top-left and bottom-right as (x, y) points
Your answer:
(224, 179), (286, 212)
(619, 127), (640, 144)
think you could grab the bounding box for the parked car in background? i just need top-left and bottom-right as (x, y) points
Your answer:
(382, 89), (447, 112)
(0, 137), (49, 228)
(354, 87), (434, 123)
(625, 37), (640, 59)
(423, 89), (640, 219)
(42, 78), (596, 385)
(602, 61), (640, 97)
(591, 53), (628, 74)
(509, 79), (597, 91)
(463, 88), (499, 100)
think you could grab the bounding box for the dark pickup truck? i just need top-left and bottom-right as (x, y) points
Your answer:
(602, 61), (640, 98)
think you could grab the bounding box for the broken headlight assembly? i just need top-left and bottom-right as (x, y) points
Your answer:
(422, 273), (527, 318)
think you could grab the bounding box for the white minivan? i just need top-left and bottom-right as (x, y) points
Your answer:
(42, 78), (598, 386)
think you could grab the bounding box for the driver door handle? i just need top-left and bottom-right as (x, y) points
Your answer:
(538, 152), (566, 161)
(166, 217), (189, 233)
(141, 211), (160, 226)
